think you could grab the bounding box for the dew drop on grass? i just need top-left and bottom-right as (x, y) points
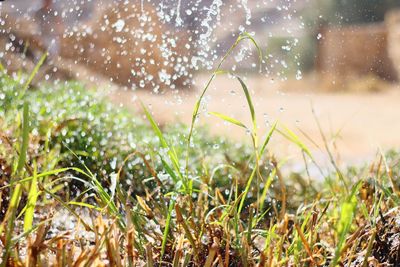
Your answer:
(201, 235), (209, 245)
(110, 158), (117, 170)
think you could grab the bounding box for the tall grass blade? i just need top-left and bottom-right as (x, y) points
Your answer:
(161, 198), (175, 258)
(237, 77), (256, 133)
(16, 102), (30, 176)
(238, 167), (257, 214)
(23, 162), (38, 232)
(238, 32), (263, 67)
(259, 121), (277, 155)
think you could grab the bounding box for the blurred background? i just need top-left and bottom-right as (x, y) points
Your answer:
(1, 0), (400, 167)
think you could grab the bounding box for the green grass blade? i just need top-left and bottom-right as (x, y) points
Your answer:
(23, 162), (38, 232)
(16, 102), (30, 176)
(331, 181), (361, 266)
(236, 77), (256, 133)
(1, 167), (91, 190)
(161, 198), (176, 258)
(161, 158), (178, 184)
(0, 184), (22, 266)
(141, 101), (184, 185)
(278, 125), (313, 160)
(239, 32), (263, 67)
(20, 52), (47, 99)
(209, 111), (247, 129)
(259, 169), (276, 212)
(259, 121), (277, 155)
(68, 201), (102, 211)
(40, 186), (93, 231)
(238, 167), (257, 214)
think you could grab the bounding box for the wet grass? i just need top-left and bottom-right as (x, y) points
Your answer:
(0, 34), (400, 266)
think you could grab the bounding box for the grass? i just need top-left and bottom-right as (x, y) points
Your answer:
(0, 34), (399, 266)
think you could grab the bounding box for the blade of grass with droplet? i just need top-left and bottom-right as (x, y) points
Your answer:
(209, 111), (247, 129)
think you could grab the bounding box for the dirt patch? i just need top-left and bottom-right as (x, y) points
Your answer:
(347, 207), (400, 266)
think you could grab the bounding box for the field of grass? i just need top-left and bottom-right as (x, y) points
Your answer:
(1, 36), (400, 266)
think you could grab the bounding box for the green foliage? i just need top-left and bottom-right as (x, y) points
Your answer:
(0, 72), (255, 196)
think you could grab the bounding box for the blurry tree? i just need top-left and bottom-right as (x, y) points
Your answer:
(313, 0), (400, 25)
